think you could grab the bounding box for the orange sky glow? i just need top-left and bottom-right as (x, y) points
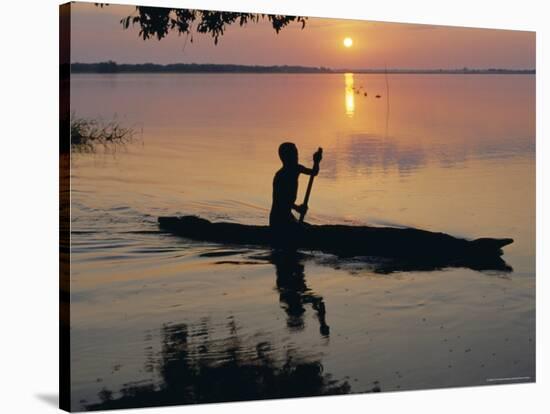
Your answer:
(71, 2), (535, 69)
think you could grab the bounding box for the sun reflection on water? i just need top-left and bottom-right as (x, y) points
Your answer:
(344, 73), (355, 117)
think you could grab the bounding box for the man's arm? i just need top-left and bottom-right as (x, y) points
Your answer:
(298, 148), (323, 176)
(298, 163), (319, 177)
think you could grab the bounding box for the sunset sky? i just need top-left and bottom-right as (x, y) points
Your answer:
(71, 2), (535, 69)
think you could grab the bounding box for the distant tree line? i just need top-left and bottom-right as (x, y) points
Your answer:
(352, 67), (535, 74)
(71, 61), (333, 74)
(71, 61), (535, 74)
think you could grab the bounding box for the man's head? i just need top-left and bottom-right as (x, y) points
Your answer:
(278, 142), (298, 166)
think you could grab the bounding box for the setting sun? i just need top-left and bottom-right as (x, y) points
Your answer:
(343, 37), (353, 48)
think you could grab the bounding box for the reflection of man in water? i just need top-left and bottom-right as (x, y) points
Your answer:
(269, 142), (321, 248)
(272, 251), (330, 337)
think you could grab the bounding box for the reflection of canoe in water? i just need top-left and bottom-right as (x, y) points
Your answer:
(158, 216), (513, 270)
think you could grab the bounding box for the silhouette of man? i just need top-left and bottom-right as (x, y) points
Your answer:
(270, 142), (322, 248)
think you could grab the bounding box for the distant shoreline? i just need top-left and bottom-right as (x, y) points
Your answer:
(71, 62), (535, 75)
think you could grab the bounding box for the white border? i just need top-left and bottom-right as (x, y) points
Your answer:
(0, 0), (546, 413)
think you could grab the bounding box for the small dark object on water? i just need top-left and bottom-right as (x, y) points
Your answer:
(376, 94), (381, 98)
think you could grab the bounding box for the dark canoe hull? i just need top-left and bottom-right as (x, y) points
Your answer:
(158, 216), (513, 263)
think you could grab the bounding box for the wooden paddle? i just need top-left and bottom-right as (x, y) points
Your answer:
(299, 147), (323, 223)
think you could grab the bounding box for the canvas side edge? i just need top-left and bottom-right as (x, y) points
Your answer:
(59, 2), (71, 412)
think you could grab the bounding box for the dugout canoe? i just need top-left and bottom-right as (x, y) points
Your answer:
(158, 216), (513, 264)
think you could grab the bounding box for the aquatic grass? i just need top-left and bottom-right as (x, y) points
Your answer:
(71, 114), (138, 153)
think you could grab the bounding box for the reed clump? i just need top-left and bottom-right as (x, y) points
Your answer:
(71, 114), (137, 152)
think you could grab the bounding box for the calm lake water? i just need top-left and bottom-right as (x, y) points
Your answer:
(70, 73), (535, 410)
